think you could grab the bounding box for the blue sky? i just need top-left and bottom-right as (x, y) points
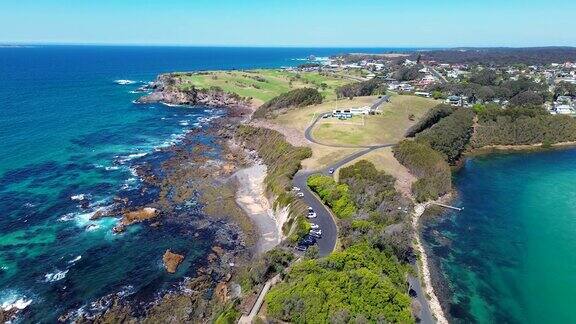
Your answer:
(1, 0), (575, 47)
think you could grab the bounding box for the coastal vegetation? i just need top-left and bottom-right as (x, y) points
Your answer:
(235, 125), (312, 240)
(405, 104), (456, 137)
(336, 79), (387, 99)
(265, 244), (413, 323)
(415, 108), (475, 163)
(267, 160), (415, 323)
(253, 88), (323, 119)
(307, 174), (357, 219)
(472, 104), (576, 147)
(394, 140), (452, 202)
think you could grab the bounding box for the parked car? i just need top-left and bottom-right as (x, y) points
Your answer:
(310, 223), (320, 230)
(309, 229), (322, 238)
(292, 186), (300, 191)
(295, 244), (308, 251)
(300, 235), (317, 246)
(307, 212), (317, 219)
(296, 192), (304, 197)
(328, 168), (335, 174)
(309, 231), (321, 238)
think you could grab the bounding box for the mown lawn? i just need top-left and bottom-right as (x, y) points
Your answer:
(312, 94), (439, 146)
(175, 69), (349, 105)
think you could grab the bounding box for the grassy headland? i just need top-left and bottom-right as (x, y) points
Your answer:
(174, 69), (349, 105)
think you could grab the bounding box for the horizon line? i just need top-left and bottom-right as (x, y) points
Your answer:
(1, 42), (576, 50)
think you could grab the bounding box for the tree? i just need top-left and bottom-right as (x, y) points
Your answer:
(509, 90), (545, 107)
(477, 86), (496, 102)
(555, 81), (576, 99)
(469, 69), (498, 86)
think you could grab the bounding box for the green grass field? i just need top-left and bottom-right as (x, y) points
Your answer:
(312, 94), (439, 146)
(174, 69), (350, 105)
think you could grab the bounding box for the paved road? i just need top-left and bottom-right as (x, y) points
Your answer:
(291, 95), (438, 323)
(292, 146), (392, 256)
(425, 65), (448, 84)
(296, 95), (394, 256)
(408, 275), (435, 324)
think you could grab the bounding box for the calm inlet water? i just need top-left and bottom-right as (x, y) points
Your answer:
(0, 46), (408, 321)
(424, 149), (576, 323)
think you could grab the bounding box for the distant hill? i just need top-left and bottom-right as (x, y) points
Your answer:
(411, 47), (576, 65)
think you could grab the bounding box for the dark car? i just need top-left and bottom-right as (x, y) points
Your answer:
(309, 231), (322, 238)
(301, 235), (317, 246)
(328, 168), (335, 174)
(295, 245), (308, 251)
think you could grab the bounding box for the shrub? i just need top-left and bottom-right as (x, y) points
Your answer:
(393, 140), (451, 202)
(307, 174), (356, 219)
(336, 79), (386, 99)
(254, 88), (322, 118)
(416, 108), (475, 163)
(266, 244), (413, 324)
(405, 104), (455, 137)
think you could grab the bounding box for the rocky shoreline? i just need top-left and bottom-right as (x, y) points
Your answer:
(136, 73), (252, 110)
(52, 75), (265, 322)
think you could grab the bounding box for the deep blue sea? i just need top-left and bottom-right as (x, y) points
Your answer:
(0, 46), (410, 321)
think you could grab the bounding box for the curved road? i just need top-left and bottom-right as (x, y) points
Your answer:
(304, 95), (390, 149)
(292, 95), (436, 323)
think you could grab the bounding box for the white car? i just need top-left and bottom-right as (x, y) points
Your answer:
(292, 186), (301, 192)
(296, 192), (304, 197)
(309, 229), (322, 237)
(310, 223), (320, 230)
(307, 212), (317, 219)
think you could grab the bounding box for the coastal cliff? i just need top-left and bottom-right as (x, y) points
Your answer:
(136, 73), (252, 110)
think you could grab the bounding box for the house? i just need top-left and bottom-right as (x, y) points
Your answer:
(332, 106), (371, 118)
(446, 95), (462, 106)
(398, 83), (414, 92)
(555, 104), (574, 115)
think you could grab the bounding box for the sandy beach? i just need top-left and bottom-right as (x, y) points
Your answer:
(235, 163), (288, 254)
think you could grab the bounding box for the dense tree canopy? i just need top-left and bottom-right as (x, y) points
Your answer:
(394, 140), (452, 202)
(266, 244), (413, 324)
(336, 79), (386, 99)
(416, 108), (475, 163)
(254, 88), (323, 118)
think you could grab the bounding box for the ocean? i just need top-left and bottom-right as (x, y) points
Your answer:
(423, 149), (576, 323)
(0, 45), (408, 321)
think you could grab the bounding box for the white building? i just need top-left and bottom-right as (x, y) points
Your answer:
(332, 106), (372, 117)
(555, 104), (574, 115)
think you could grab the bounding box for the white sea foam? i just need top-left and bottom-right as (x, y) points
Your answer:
(1, 291), (33, 311)
(116, 152), (147, 165)
(179, 120), (189, 126)
(23, 202), (36, 208)
(114, 79), (136, 85)
(71, 194), (90, 201)
(44, 269), (69, 282)
(116, 285), (135, 298)
(68, 255), (82, 264)
(59, 213), (76, 222)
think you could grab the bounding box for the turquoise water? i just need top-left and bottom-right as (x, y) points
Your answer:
(423, 149), (576, 323)
(0, 46), (412, 321)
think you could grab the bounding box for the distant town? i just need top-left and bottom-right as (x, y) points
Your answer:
(288, 50), (576, 115)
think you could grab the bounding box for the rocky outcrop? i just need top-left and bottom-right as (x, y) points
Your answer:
(136, 74), (251, 110)
(122, 207), (158, 225)
(163, 250), (185, 273)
